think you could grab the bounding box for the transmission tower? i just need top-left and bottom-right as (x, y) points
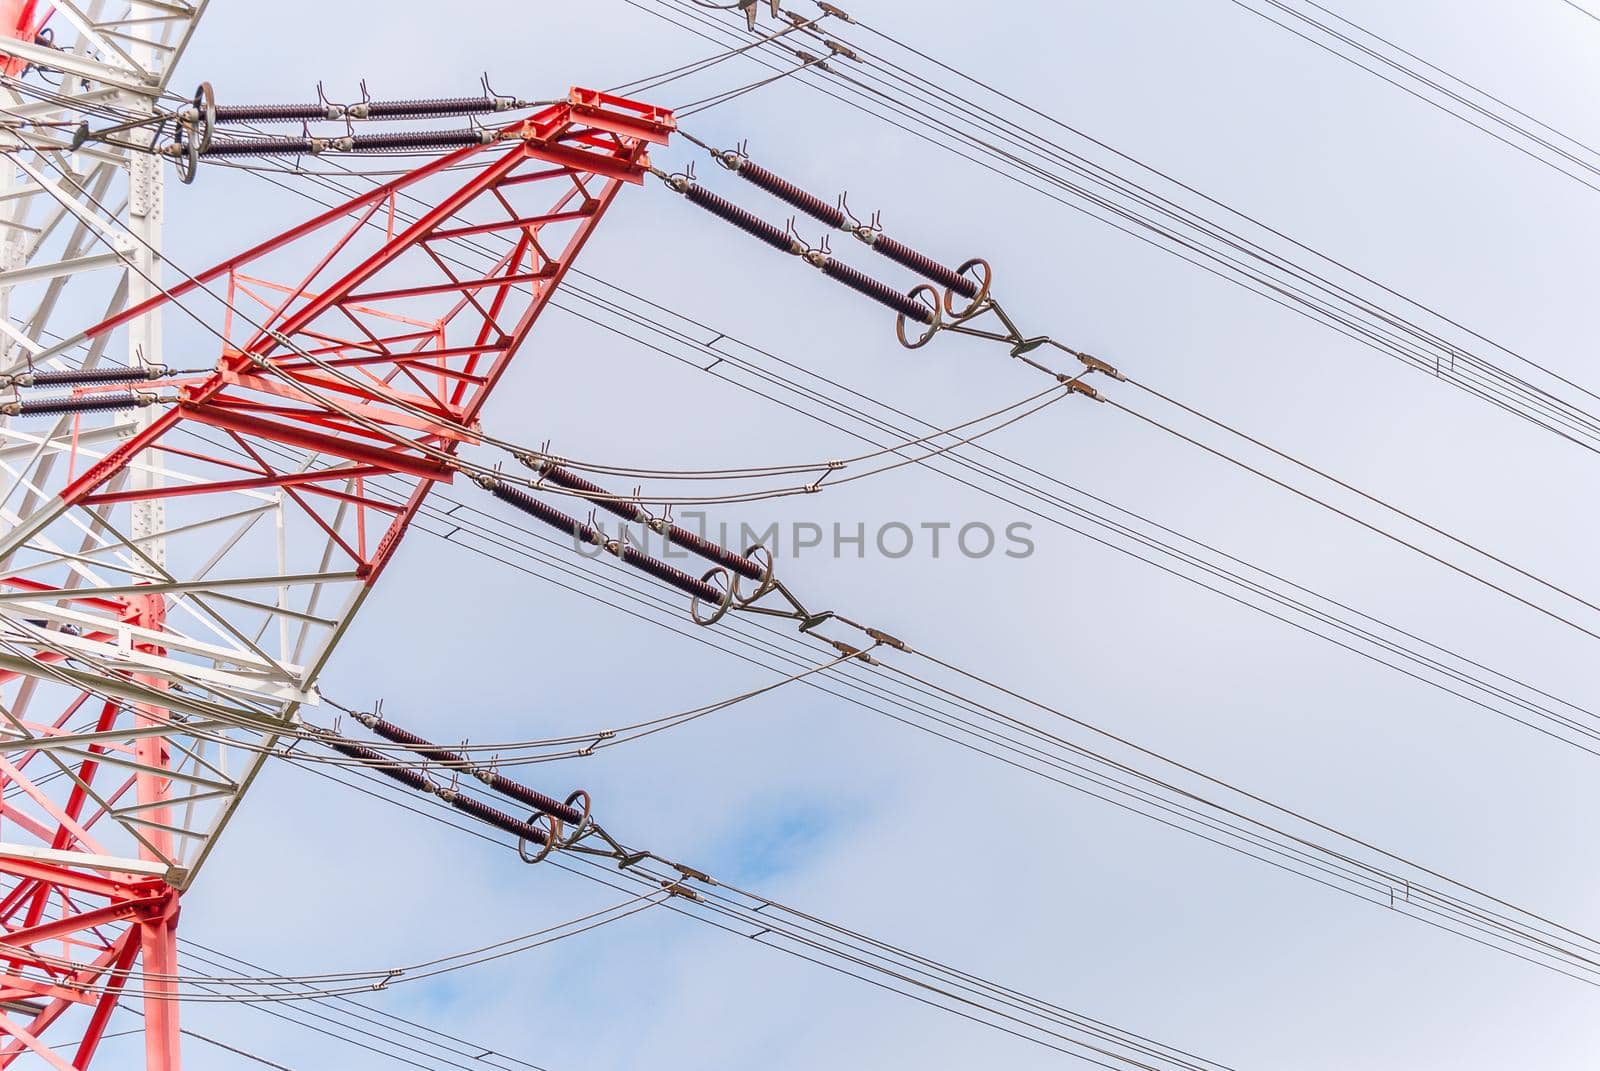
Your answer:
(0, 4), (673, 1065)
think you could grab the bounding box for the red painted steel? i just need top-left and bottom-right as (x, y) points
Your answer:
(0, 1), (49, 78)
(0, 87), (671, 1068)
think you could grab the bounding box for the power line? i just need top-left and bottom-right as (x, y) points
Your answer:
(282, 750), (1234, 1071)
(206, 126), (1600, 759)
(1559, 0), (1600, 24)
(1223, 0), (1600, 191)
(640, 0), (1600, 453)
(654, 128), (1600, 640)
(322, 473), (1600, 986)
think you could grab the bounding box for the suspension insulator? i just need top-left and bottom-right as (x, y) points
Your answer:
(819, 258), (935, 323)
(360, 96), (513, 120)
(22, 366), (165, 388)
(871, 235), (979, 298)
(683, 183), (795, 253)
(538, 462), (647, 525)
(653, 519), (764, 581)
(4, 392), (153, 417)
(486, 478), (604, 546)
(616, 543), (726, 605)
(196, 135), (317, 158)
(735, 160), (847, 229)
(364, 715), (583, 825)
(212, 102), (339, 124)
(538, 463), (765, 581)
(484, 479), (726, 604)
(324, 733), (552, 845)
(441, 789), (552, 846)
(363, 716), (462, 766)
(482, 772), (584, 828)
(345, 129), (494, 153)
(324, 738), (435, 794)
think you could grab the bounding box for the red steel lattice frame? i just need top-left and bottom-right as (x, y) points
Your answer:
(0, 86), (671, 1069)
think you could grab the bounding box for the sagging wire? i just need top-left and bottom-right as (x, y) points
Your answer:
(305, 642), (867, 767)
(172, 939), (554, 1071)
(4, 79), (1084, 502)
(18, 98), (1593, 736)
(290, 482), (1600, 991)
(8, 124), (1086, 516)
(679, 0), (1600, 453)
(0, 547), (872, 781)
(288, 748), (1237, 1071)
(0, 886), (669, 1002)
(137, 148), (1600, 985)
(122, 412), (1600, 989)
(647, 131), (1600, 640)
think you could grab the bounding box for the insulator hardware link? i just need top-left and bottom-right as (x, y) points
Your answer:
(1076, 352), (1127, 381)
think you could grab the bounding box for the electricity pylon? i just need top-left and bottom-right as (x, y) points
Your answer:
(0, 4), (673, 1063)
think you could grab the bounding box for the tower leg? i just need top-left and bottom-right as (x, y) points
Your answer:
(138, 899), (180, 1071)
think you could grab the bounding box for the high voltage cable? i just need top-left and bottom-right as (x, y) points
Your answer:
(635, 0), (1600, 451)
(1223, 0), (1600, 192)
(16, 127), (1600, 779)
(606, 6), (824, 99)
(0, 872), (666, 1000)
(267, 467), (1600, 986)
(651, 127), (1600, 640)
(27, 60), (1598, 645)
(280, 752), (1234, 1071)
(0, 113), (1088, 512)
(813, 1), (1600, 411)
(183, 946), (552, 1071)
(82, 395), (1600, 993)
(25, 129), (1600, 756)
(1104, 384), (1600, 654)
(132, 950), (545, 1071)
(1560, 0), (1600, 25)
(212, 123), (1600, 726)
(113, 1010), (302, 1071)
(6, 35), (1593, 1050)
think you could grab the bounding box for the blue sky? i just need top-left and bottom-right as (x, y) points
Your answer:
(72, 1), (1600, 1068)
